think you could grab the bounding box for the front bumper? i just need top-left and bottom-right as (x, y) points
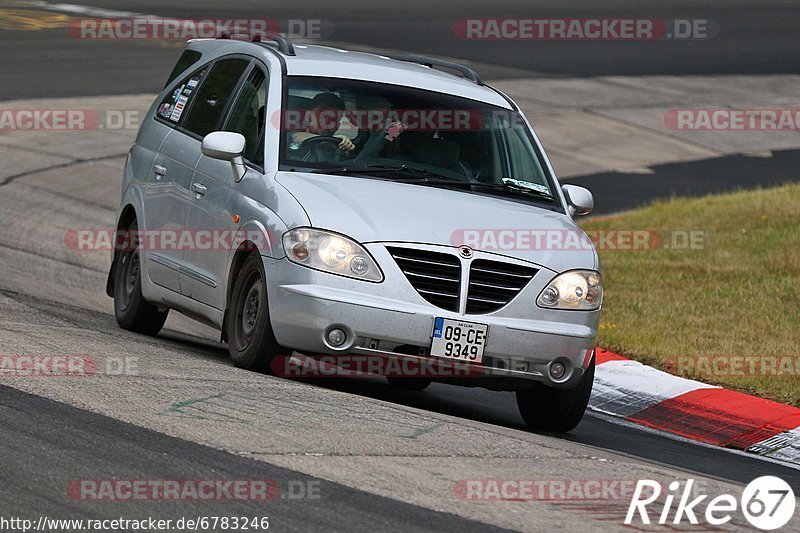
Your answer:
(265, 244), (599, 390)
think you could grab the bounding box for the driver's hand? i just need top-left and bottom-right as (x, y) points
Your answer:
(336, 135), (355, 152)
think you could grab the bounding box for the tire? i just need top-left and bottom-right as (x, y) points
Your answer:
(226, 253), (284, 372)
(387, 377), (431, 391)
(516, 357), (595, 433)
(113, 220), (169, 335)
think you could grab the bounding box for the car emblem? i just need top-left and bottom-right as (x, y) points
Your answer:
(459, 246), (473, 259)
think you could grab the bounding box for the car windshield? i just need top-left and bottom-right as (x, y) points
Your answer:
(279, 76), (558, 207)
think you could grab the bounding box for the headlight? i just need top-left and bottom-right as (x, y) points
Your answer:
(282, 228), (383, 282)
(537, 270), (602, 310)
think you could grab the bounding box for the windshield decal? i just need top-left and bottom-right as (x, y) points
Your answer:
(501, 178), (551, 195)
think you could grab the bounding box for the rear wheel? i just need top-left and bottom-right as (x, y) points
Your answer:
(227, 253), (284, 372)
(113, 220), (169, 335)
(516, 357), (595, 433)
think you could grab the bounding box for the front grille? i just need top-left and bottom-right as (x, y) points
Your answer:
(387, 247), (461, 311)
(466, 259), (537, 314)
(388, 246), (537, 314)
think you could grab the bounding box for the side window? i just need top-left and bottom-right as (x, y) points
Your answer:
(163, 50), (202, 88)
(183, 58), (250, 139)
(223, 68), (267, 166)
(157, 66), (207, 125)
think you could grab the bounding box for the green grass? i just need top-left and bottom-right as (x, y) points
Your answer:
(580, 183), (800, 406)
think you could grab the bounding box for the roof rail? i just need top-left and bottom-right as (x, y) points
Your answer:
(218, 31), (296, 56)
(388, 55), (482, 85)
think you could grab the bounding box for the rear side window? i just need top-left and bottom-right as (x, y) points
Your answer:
(156, 67), (207, 124)
(163, 50), (202, 88)
(183, 58), (250, 139)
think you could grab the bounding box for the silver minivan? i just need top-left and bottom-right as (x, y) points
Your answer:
(108, 34), (601, 432)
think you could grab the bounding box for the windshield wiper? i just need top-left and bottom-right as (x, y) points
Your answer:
(312, 164), (464, 182)
(471, 178), (555, 201)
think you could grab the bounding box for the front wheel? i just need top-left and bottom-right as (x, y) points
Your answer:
(113, 220), (169, 335)
(516, 357), (595, 433)
(226, 253), (284, 373)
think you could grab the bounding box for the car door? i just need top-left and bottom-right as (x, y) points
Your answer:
(143, 66), (208, 292)
(184, 64), (268, 310)
(170, 56), (252, 306)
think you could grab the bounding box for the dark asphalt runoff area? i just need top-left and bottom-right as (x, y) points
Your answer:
(569, 148), (800, 215)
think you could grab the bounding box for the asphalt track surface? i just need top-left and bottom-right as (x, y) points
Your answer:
(1, 0), (800, 530)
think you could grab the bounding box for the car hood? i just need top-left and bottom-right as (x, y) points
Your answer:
(275, 171), (597, 272)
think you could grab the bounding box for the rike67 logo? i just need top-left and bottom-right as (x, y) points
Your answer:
(626, 476), (796, 530)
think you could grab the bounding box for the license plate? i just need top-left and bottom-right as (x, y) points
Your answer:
(430, 317), (488, 363)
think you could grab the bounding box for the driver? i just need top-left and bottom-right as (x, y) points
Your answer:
(291, 92), (355, 153)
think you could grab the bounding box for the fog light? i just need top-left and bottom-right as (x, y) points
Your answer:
(327, 328), (346, 347)
(549, 361), (566, 380)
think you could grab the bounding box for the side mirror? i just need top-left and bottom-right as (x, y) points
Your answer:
(201, 131), (247, 182)
(561, 184), (594, 216)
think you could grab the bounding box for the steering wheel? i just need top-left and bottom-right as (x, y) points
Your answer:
(297, 136), (346, 162)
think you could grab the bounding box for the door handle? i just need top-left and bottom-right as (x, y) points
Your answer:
(154, 164), (167, 176)
(192, 183), (207, 196)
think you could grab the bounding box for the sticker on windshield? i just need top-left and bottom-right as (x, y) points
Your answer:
(501, 178), (550, 195)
